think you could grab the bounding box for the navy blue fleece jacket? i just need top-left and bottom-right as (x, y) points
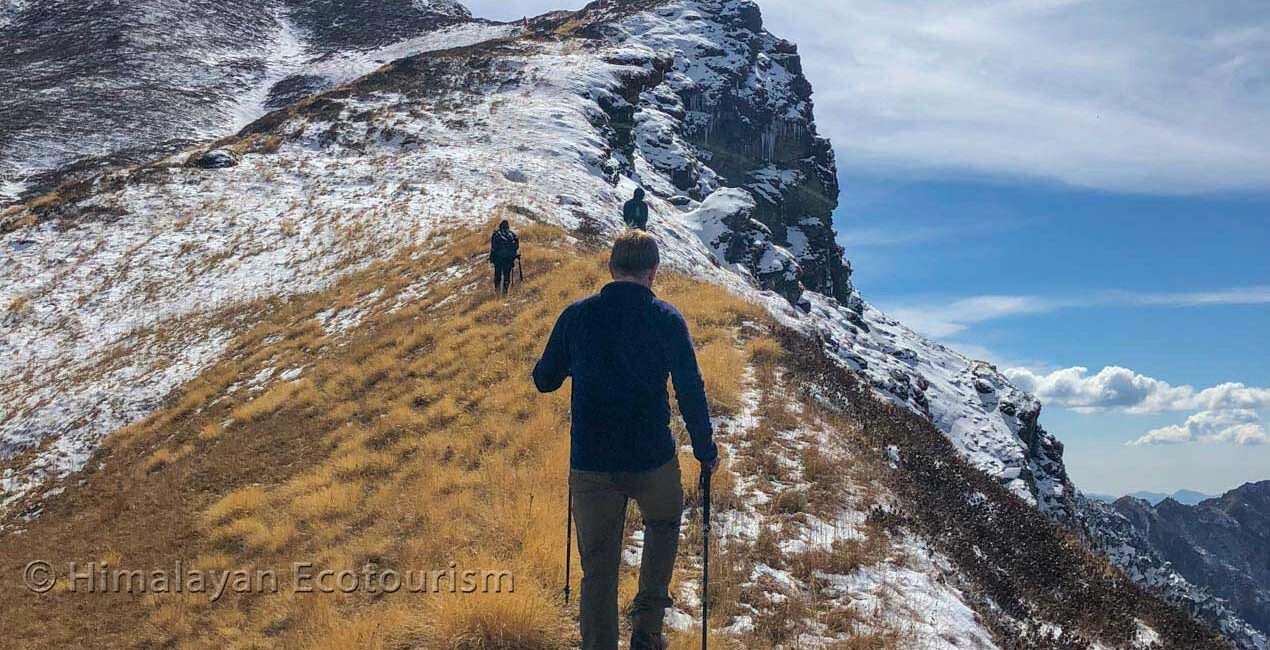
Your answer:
(533, 281), (718, 472)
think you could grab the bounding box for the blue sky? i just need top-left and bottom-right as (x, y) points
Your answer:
(757, 0), (1270, 496)
(836, 176), (1270, 495)
(470, 1), (1270, 495)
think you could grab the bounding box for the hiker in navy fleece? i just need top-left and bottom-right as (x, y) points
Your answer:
(533, 229), (718, 650)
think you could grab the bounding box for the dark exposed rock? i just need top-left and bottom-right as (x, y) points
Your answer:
(187, 149), (239, 169)
(687, 188), (804, 303)
(265, 74), (337, 110)
(575, 0), (856, 309)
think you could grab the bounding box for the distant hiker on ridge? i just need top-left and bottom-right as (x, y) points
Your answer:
(623, 187), (649, 230)
(533, 229), (719, 650)
(489, 219), (520, 295)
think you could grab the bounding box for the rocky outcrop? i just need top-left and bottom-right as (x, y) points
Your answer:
(683, 188), (805, 303)
(577, 0), (855, 308)
(187, 149), (240, 169)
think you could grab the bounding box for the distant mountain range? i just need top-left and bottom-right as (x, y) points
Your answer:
(1112, 481), (1270, 639)
(1089, 489), (1216, 506)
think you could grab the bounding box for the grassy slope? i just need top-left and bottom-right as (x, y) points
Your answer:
(0, 222), (1231, 650)
(0, 223), (782, 649)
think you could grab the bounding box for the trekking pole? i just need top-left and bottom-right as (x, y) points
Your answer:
(700, 466), (712, 650)
(517, 255), (524, 284)
(564, 489), (574, 604)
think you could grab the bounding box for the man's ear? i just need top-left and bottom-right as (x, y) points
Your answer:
(646, 266), (658, 285)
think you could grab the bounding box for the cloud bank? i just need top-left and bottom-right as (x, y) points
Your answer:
(1128, 409), (1268, 447)
(1003, 365), (1270, 447)
(1004, 366), (1270, 414)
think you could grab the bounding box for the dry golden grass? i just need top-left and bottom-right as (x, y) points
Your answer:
(0, 220), (765, 650)
(5, 293), (31, 321)
(0, 220), (907, 650)
(25, 190), (63, 212)
(788, 534), (886, 585)
(745, 336), (784, 371)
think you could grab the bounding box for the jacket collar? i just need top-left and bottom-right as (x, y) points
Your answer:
(601, 281), (655, 298)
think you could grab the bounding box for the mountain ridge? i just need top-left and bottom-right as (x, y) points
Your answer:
(0, 0), (499, 204)
(1111, 481), (1270, 638)
(1, 0), (1262, 647)
(1090, 490), (1217, 506)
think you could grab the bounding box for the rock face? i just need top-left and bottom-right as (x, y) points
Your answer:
(683, 188), (806, 303)
(1112, 483), (1270, 640)
(580, 0), (852, 306)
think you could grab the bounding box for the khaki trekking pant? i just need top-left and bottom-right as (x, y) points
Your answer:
(570, 457), (684, 650)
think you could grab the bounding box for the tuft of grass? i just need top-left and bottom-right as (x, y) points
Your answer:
(5, 294), (32, 321)
(141, 443), (192, 473)
(25, 191), (63, 213)
(746, 336), (784, 370)
(205, 486), (270, 523)
(789, 537), (876, 584)
(231, 379), (309, 422)
(413, 583), (575, 650)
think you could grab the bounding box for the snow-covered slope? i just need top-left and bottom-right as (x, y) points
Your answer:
(1, 0), (1062, 520)
(0, 0), (1256, 646)
(0, 0), (490, 204)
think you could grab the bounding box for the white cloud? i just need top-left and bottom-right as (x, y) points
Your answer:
(885, 286), (1270, 338)
(758, 0), (1270, 194)
(839, 217), (1021, 249)
(1004, 366), (1270, 413)
(1116, 286), (1270, 307)
(1006, 366), (1182, 412)
(1129, 409), (1269, 446)
(889, 294), (1054, 337)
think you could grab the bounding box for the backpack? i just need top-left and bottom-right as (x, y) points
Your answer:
(491, 230), (519, 260)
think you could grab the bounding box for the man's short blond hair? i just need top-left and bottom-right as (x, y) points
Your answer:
(609, 229), (660, 277)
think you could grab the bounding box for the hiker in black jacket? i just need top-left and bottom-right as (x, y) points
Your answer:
(622, 188), (649, 230)
(489, 220), (520, 294)
(534, 229), (718, 650)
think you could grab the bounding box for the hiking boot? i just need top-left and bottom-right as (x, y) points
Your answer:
(629, 630), (667, 650)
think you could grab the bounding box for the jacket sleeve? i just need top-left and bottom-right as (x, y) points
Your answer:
(665, 311), (718, 463)
(533, 308), (571, 393)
